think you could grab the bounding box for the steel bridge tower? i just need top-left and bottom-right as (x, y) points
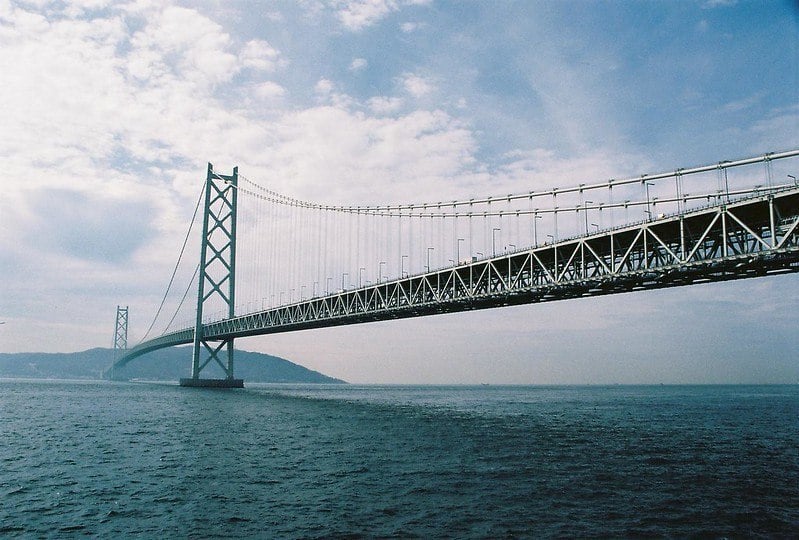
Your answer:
(108, 305), (128, 380)
(113, 305), (129, 352)
(179, 163), (244, 388)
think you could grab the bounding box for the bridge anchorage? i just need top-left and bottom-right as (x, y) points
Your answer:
(108, 149), (799, 385)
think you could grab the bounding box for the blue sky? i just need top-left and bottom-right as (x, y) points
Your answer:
(0, 0), (797, 383)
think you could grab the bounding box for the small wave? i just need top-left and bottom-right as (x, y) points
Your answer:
(58, 525), (86, 532)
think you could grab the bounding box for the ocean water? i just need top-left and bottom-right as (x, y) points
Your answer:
(1, 381), (797, 538)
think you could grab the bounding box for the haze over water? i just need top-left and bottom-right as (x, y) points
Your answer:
(2, 381), (797, 537)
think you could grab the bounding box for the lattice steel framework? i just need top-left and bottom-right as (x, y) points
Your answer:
(113, 305), (128, 351)
(199, 188), (799, 338)
(189, 163), (239, 381)
(112, 186), (799, 369)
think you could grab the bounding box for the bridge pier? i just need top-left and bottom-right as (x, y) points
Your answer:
(179, 377), (244, 388)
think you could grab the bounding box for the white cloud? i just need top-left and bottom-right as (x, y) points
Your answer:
(349, 57), (367, 71)
(240, 39), (284, 72)
(314, 78), (334, 95)
(400, 73), (434, 98)
(368, 96), (404, 114)
(252, 81), (287, 99)
(330, 0), (431, 31)
(334, 0), (398, 31)
(128, 6), (240, 85)
(400, 21), (423, 32)
(0, 2), (300, 353)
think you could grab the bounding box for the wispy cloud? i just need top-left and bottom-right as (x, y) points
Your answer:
(702, 0), (737, 8)
(349, 57), (368, 71)
(399, 73), (434, 98)
(331, 0), (430, 31)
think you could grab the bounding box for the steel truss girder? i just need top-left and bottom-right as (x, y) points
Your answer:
(202, 188), (799, 340)
(114, 187), (799, 367)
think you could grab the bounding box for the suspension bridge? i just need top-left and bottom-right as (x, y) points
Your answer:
(107, 149), (799, 387)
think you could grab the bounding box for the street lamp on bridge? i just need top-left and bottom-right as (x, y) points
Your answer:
(583, 200), (593, 234)
(645, 183), (654, 221)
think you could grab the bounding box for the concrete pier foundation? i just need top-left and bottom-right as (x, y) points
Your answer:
(179, 378), (244, 388)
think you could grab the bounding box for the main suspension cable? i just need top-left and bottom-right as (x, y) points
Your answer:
(162, 262), (200, 334)
(138, 183), (205, 344)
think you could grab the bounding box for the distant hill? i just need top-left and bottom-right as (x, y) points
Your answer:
(0, 347), (346, 384)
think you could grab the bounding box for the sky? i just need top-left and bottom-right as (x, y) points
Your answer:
(0, 0), (797, 384)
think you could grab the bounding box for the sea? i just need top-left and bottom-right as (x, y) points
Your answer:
(1, 381), (797, 538)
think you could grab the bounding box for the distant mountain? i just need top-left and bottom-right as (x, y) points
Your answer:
(0, 347), (346, 384)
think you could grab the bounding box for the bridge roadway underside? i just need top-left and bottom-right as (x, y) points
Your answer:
(114, 188), (799, 369)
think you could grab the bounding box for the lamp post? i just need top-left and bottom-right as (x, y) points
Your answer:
(492, 228), (500, 256)
(359, 267), (365, 287)
(645, 183), (654, 221)
(341, 272), (348, 290)
(457, 238), (464, 263)
(326, 277), (332, 295)
(591, 223), (599, 233)
(533, 213), (542, 246)
(378, 261), (386, 283)
(401, 255), (408, 277)
(789, 174), (797, 187)
(426, 247), (434, 272)
(719, 161), (731, 202)
(583, 200), (593, 234)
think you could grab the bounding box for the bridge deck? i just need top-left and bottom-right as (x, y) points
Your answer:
(112, 187), (799, 370)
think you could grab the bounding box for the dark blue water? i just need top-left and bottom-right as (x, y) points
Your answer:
(1, 381), (797, 537)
